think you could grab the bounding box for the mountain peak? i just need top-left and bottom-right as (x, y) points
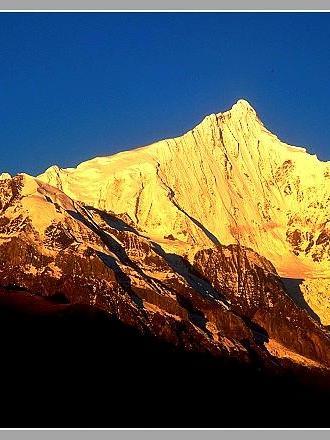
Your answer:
(235, 98), (254, 108)
(229, 98), (256, 115)
(215, 99), (257, 121)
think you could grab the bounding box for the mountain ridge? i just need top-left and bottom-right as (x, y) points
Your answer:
(42, 98), (326, 171)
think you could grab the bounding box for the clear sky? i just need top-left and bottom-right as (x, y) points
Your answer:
(1, 12), (330, 175)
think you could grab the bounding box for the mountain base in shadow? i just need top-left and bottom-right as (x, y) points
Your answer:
(0, 289), (329, 428)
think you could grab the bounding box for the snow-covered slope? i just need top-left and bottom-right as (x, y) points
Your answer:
(38, 99), (330, 282)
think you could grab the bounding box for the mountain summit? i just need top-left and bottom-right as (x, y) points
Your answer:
(222, 98), (257, 115)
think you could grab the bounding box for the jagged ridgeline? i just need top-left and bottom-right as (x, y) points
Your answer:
(0, 100), (329, 373)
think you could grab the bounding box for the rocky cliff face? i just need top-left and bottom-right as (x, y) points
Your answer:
(37, 99), (330, 325)
(0, 171), (329, 372)
(0, 174), (254, 359)
(193, 246), (330, 367)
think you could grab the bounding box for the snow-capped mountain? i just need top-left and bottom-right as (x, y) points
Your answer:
(37, 99), (330, 325)
(0, 100), (329, 373)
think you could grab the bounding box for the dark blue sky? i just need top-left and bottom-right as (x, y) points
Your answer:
(1, 12), (330, 175)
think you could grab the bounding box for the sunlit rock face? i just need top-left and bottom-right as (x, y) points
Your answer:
(37, 99), (330, 325)
(0, 174), (259, 361)
(193, 246), (330, 367)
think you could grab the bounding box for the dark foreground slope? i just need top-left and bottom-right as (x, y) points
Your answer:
(0, 290), (329, 428)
